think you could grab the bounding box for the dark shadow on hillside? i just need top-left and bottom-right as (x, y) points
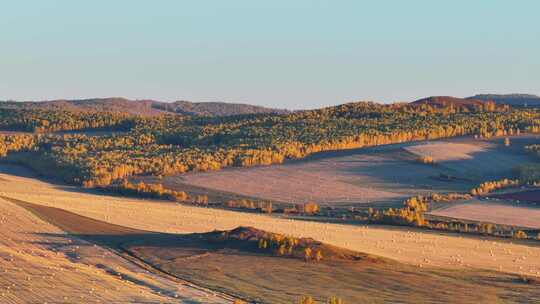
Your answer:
(339, 136), (538, 195)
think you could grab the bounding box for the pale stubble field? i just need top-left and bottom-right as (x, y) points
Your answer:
(1, 165), (540, 279)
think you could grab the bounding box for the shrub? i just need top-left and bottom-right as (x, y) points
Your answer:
(259, 201), (273, 213)
(470, 178), (520, 196)
(513, 230), (528, 239)
(327, 297), (345, 304)
(296, 202), (320, 215)
(226, 199), (256, 209)
(315, 250), (323, 262)
(298, 296), (316, 304)
(304, 247), (313, 261)
(416, 155), (434, 164)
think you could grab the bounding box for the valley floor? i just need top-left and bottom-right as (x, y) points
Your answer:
(1, 164), (540, 280)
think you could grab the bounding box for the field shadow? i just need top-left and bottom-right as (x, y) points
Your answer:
(340, 138), (537, 195)
(337, 150), (466, 193)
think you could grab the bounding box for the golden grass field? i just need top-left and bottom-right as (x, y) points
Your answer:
(161, 135), (538, 208)
(1, 164), (540, 280)
(5, 195), (540, 303)
(0, 196), (232, 303)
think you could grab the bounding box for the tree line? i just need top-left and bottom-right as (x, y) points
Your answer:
(0, 102), (539, 189)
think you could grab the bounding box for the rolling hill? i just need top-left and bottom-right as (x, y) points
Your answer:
(0, 98), (289, 117)
(411, 96), (485, 108)
(468, 94), (540, 107)
(152, 100), (289, 116)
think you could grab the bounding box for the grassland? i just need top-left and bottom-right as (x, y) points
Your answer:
(8, 198), (540, 304)
(0, 196), (231, 303)
(154, 135), (538, 209)
(429, 196), (540, 229)
(2, 164), (540, 279)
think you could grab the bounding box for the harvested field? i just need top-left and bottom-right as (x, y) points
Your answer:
(157, 135), (538, 207)
(0, 196), (230, 303)
(404, 135), (538, 181)
(8, 203), (540, 304)
(430, 199), (540, 229)
(158, 148), (462, 207)
(2, 165), (540, 278)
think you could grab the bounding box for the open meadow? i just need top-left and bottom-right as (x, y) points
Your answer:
(7, 200), (540, 304)
(2, 164), (540, 281)
(152, 135), (538, 208)
(4, 3), (540, 302)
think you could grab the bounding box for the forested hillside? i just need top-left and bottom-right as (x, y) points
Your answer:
(151, 100), (289, 116)
(0, 99), (539, 189)
(0, 98), (288, 117)
(410, 96), (495, 111)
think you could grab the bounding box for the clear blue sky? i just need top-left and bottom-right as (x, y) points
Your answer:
(1, 1), (539, 109)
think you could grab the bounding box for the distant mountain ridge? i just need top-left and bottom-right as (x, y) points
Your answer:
(467, 94), (540, 107)
(152, 100), (290, 116)
(411, 94), (540, 109)
(0, 98), (290, 117)
(410, 96), (485, 108)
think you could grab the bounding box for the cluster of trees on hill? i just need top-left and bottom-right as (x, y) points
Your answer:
(219, 228), (324, 262)
(0, 134), (37, 157)
(258, 233), (308, 259)
(367, 194), (440, 227)
(0, 109), (134, 133)
(0, 102), (539, 188)
(470, 179), (520, 195)
(225, 199), (273, 213)
(106, 180), (209, 205)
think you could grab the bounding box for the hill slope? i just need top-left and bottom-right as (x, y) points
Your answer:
(0, 98), (289, 117)
(411, 96), (485, 108)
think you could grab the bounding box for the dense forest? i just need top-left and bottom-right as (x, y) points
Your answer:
(0, 97), (288, 117)
(1, 100), (540, 189)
